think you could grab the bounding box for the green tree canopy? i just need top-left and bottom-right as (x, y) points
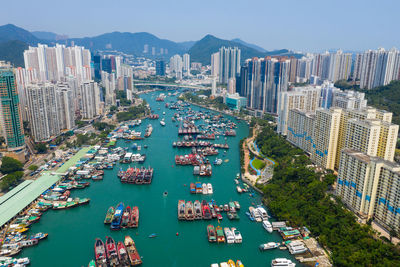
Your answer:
(0, 156), (23, 174)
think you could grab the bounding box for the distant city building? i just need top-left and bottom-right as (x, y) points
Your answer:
(155, 60), (166, 76)
(211, 52), (220, 78)
(224, 93), (247, 111)
(227, 77), (236, 94)
(0, 62), (25, 159)
(218, 47), (240, 84)
(143, 44), (149, 54)
(183, 53), (190, 76)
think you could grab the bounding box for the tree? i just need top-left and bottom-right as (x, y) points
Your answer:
(35, 143), (48, 154)
(0, 136), (5, 146)
(0, 156), (23, 174)
(28, 165), (38, 171)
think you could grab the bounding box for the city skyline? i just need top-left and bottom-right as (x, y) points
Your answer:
(2, 0), (399, 52)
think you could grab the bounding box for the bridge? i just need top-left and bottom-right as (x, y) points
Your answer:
(133, 81), (210, 90)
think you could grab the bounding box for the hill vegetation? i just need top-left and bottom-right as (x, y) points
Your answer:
(0, 40), (28, 67)
(256, 125), (400, 266)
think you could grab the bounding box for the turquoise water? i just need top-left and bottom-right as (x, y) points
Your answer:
(19, 91), (298, 267)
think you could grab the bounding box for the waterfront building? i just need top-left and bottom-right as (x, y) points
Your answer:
(0, 62), (25, 160)
(224, 93), (247, 111)
(218, 47), (241, 84)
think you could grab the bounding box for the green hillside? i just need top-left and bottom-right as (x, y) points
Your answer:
(0, 40), (28, 67)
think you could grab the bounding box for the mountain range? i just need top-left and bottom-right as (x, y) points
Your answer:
(0, 24), (300, 67)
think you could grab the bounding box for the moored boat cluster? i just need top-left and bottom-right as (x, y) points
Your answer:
(178, 200), (240, 221)
(104, 202), (139, 230)
(117, 167), (153, 184)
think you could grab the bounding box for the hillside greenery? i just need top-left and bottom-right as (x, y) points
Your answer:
(116, 104), (148, 122)
(256, 125), (400, 266)
(0, 40), (28, 67)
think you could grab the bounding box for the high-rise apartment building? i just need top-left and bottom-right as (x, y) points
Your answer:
(0, 62), (25, 155)
(80, 81), (101, 119)
(183, 54), (190, 76)
(277, 86), (320, 135)
(169, 55), (183, 79)
(218, 47), (240, 84)
(244, 57), (290, 114)
(26, 83), (60, 142)
(155, 60), (166, 76)
(211, 52), (220, 78)
(55, 82), (75, 130)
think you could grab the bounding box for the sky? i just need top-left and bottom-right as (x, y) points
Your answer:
(2, 0), (399, 52)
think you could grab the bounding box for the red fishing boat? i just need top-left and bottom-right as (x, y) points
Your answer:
(117, 241), (131, 266)
(121, 206), (131, 228)
(124, 236), (142, 266)
(105, 236), (120, 266)
(94, 238), (108, 267)
(202, 200), (212, 220)
(129, 206), (139, 228)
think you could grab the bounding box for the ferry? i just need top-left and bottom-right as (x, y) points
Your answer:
(104, 206), (115, 224)
(259, 242), (280, 251)
(224, 228), (235, 244)
(185, 201), (194, 220)
(207, 225), (217, 242)
(124, 236), (142, 266)
(105, 236), (120, 266)
(178, 200), (185, 220)
(94, 238), (107, 267)
(194, 200), (203, 219)
(271, 258), (296, 267)
(216, 226), (225, 243)
(111, 203), (124, 230)
(262, 220), (273, 233)
(231, 227), (242, 243)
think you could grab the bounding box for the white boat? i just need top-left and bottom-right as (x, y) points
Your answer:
(223, 227), (235, 244)
(262, 220), (273, 233)
(234, 179), (239, 184)
(202, 183), (208, 194)
(210, 264), (219, 267)
(259, 242), (280, 251)
(231, 227), (242, 243)
(250, 206), (262, 222)
(214, 158), (222, 165)
(287, 241), (308, 255)
(207, 183), (213, 194)
(236, 186), (242, 193)
(271, 258), (296, 267)
(256, 206), (269, 220)
(163, 111), (166, 115)
(160, 119), (166, 126)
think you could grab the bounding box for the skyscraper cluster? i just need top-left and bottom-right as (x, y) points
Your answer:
(211, 47), (241, 84)
(17, 44), (104, 143)
(353, 48), (400, 89)
(239, 57), (290, 114)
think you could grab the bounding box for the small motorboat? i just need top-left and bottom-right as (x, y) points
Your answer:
(163, 191), (168, 197)
(148, 233), (157, 238)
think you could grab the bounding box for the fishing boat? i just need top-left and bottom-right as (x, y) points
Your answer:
(178, 200), (186, 220)
(227, 260), (236, 267)
(224, 227), (235, 244)
(236, 260), (244, 267)
(207, 183), (213, 194)
(202, 183), (208, 194)
(216, 226), (225, 243)
(231, 227), (242, 243)
(94, 238), (107, 267)
(202, 200), (212, 220)
(217, 213), (223, 220)
(129, 206), (139, 228)
(259, 242), (280, 251)
(124, 236), (142, 266)
(262, 220), (273, 233)
(245, 211), (255, 221)
(234, 201), (240, 210)
(160, 119), (166, 126)
(117, 241), (130, 267)
(236, 186), (243, 193)
(194, 200), (202, 219)
(105, 236), (120, 266)
(88, 260), (96, 267)
(207, 225), (216, 242)
(121, 206), (131, 228)
(185, 201), (194, 220)
(195, 182), (202, 193)
(111, 202), (124, 230)
(104, 207), (115, 224)
(271, 258), (296, 267)
(190, 183), (196, 194)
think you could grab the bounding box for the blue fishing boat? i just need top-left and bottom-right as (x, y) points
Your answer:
(111, 202), (124, 230)
(245, 211), (255, 221)
(131, 143), (138, 150)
